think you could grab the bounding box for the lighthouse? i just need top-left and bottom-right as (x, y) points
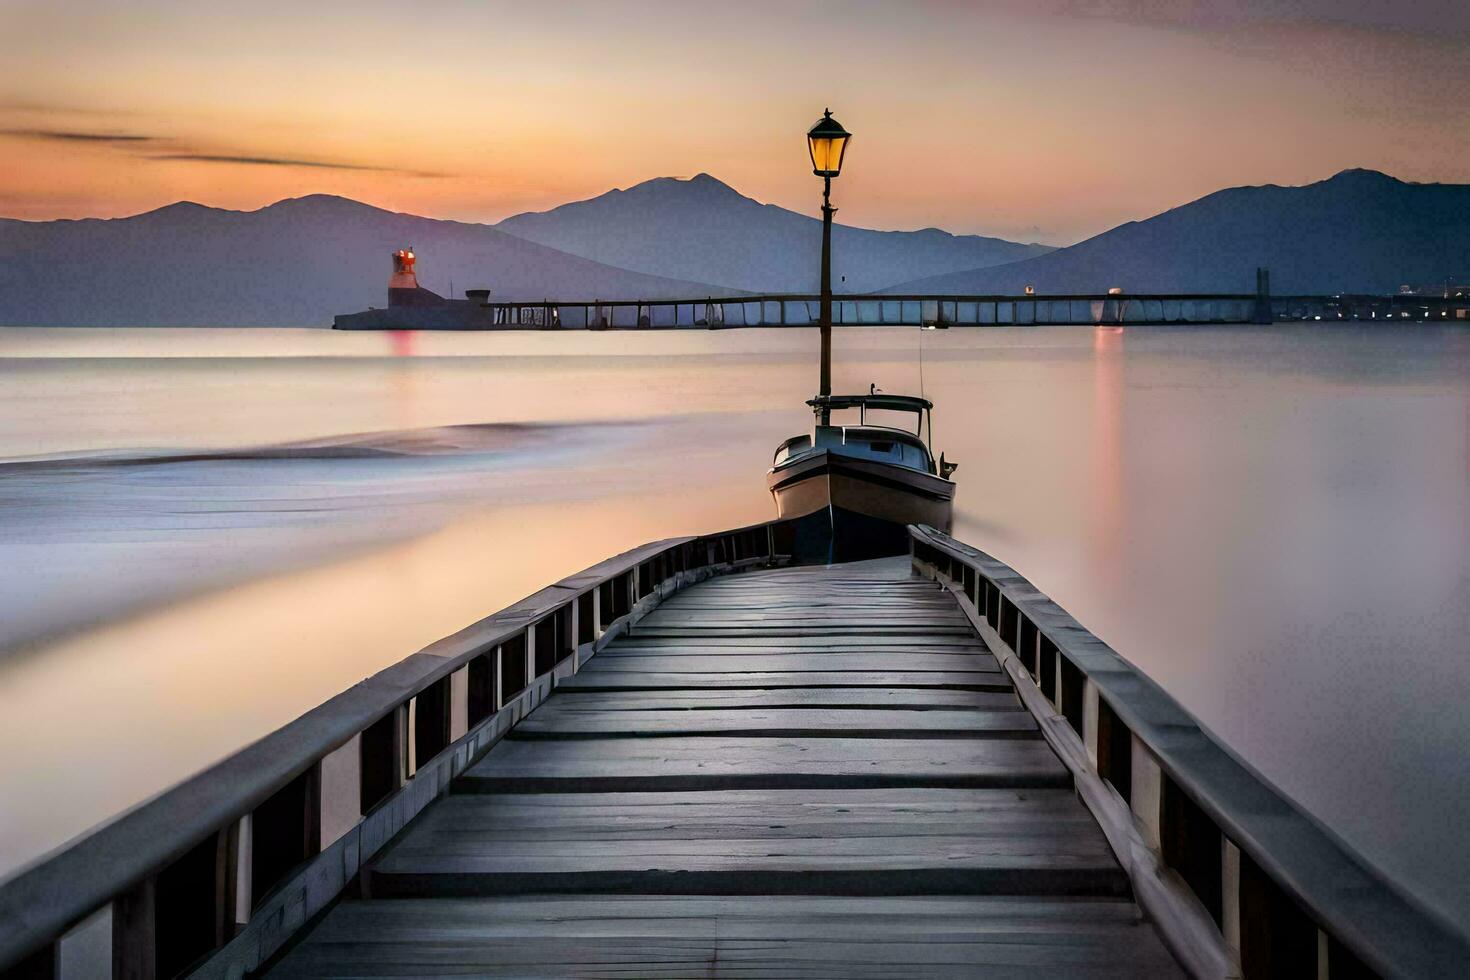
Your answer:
(391, 248), (418, 289)
(387, 247), (442, 307)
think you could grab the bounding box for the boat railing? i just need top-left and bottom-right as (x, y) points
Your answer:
(909, 523), (1470, 978)
(0, 519), (797, 979)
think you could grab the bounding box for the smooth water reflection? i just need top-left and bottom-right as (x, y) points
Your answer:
(0, 324), (1466, 933)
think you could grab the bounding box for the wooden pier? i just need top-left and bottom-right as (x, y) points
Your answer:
(2, 522), (1467, 978)
(269, 558), (1179, 976)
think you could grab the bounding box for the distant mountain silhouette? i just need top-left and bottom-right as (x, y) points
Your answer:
(0, 196), (726, 327)
(5, 170), (1462, 327)
(496, 174), (1053, 293)
(881, 170), (1470, 296)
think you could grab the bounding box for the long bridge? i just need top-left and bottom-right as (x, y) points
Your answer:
(336, 290), (1470, 330)
(1, 522), (1466, 978)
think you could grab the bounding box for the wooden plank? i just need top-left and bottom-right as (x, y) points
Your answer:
(367, 788), (1125, 898)
(614, 635), (988, 647)
(632, 625), (976, 631)
(655, 601), (955, 611)
(664, 595), (947, 605)
(554, 670), (1014, 692)
(636, 623), (973, 633)
(598, 647), (996, 662)
(615, 630), (987, 640)
(457, 736), (1070, 792)
(266, 895), (1185, 978)
(371, 788), (1103, 840)
(511, 706), (1038, 739)
(578, 654), (1002, 674)
(644, 607), (969, 616)
(540, 688), (1022, 710)
(658, 599), (958, 605)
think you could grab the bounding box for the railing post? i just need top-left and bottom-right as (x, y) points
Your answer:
(449, 667), (469, 741)
(492, 646), (503, 711)
(1130, 735), (1163, 850)
(524, 625), (536, 685)
(1082, 680), (1100, 767)
(318, 735), (362, 850)
(569, 599), (581, 671)
(55, 908), (110, 980)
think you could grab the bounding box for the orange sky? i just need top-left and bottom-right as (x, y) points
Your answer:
(3, 0), (1468, 244)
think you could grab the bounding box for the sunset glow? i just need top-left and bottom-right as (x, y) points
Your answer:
(4, 1), (1470, 242)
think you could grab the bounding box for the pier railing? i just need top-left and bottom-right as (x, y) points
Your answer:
(476, 292), (1263, 329)
(910, 524), (1470, 979)
(0, 519), (794, 979)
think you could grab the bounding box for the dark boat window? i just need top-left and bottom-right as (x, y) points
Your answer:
(868, 441), (894, 454)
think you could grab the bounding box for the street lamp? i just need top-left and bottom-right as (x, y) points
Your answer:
(807, 108), (850, 424)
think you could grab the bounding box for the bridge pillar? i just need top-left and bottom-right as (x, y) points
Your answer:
(1253, 267), (1272, 324)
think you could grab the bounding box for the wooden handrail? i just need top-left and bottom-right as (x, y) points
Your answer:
(0, 518), (792, 977)
(909, 523), (1470, 978)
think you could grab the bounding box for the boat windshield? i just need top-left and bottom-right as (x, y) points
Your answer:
(773, 434), (812, 465)
(831, 426), (934, 473)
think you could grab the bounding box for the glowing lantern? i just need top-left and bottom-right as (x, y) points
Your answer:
(807, 109), (851, 178)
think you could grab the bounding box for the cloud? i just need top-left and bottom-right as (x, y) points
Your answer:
(0, 128), (158, 143)
(0, 123), (447, 177)
(952, 0), (1470, 38)
(1050, 0), (1470, 38)
(149, 153), (443, 177)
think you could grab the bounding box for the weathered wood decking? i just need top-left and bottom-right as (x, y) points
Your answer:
(266, 558), (1182, 977)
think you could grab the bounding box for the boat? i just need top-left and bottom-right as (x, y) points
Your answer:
(768, 390), (957, 563)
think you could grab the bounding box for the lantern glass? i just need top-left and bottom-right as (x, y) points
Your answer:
(806, 110), (851, 178)
(807, 133), (849, 178)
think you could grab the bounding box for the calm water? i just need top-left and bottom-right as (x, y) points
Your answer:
(1, 324), (1467, 932)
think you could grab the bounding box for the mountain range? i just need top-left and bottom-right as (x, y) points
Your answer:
(0, 169), (1464, 327)
(0, 196), (720, 328)
(883, 169), (1470, 296)
(496, 173), (1051, 293)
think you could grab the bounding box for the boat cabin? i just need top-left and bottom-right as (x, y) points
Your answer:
(773, 393), (941, 475)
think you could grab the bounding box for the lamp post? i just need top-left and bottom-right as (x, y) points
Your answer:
(807, 108), (850, 425)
